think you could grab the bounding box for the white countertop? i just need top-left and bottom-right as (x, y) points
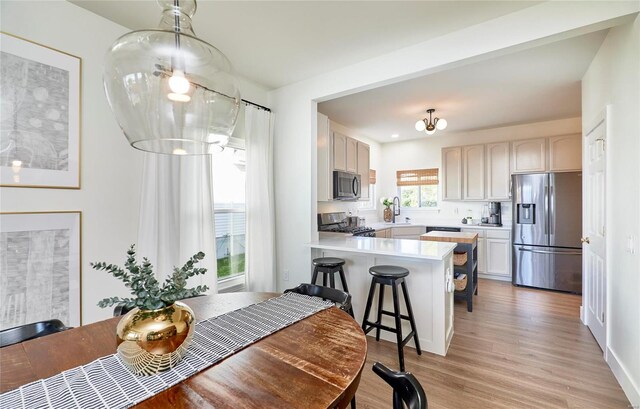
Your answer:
(309, 236), (456, 261)
(367, 221), (511, 231)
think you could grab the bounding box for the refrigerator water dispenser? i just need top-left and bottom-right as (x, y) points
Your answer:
(517, 204), (535, 224)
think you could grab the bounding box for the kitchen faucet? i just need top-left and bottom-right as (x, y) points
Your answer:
(392, 196), (400, 223)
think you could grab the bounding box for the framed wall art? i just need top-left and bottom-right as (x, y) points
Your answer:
(0, 211), (82, 329)
(0, 32), (81, 188)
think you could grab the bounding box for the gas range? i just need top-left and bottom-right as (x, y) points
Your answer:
(321, 226), (376, 237)
(317, 212), (376, 237)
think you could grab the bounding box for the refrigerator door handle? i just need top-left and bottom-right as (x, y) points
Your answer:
(549, 183), (555, 236)
(518, 247), (582, 256)
(544, 185), (549, 235)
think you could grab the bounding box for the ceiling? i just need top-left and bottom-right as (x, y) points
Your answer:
(70, 0), (540, 89)
(318, 30), (607, 143)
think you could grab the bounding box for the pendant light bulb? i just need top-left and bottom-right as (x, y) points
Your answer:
(436, 118), (447, 130)
(168, 70), (190, 94)
(415, 119), (426, 132)
(425, 128), (436, 135)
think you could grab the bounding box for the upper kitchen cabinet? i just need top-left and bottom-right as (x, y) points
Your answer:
(511, 138), (546, 173)
(548, 134), (581, 171)
(357, 142), (370, 199)
(316, 113), (371, 201)
(333, 131), (358, 173)
(333, 131), (348, 171)
(486, 142), (510, 200)
(442, 147), (462, 200)
(345, 137), (358, 173)
(462, 145), (485, 200)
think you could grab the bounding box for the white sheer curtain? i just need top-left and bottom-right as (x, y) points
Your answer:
(244, 106), (276, 292)
(137, 154), (217, 293)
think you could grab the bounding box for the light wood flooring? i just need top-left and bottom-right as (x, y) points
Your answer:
(355, 279), (630, 409)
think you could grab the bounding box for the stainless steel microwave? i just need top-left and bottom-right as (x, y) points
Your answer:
(333, 171), (361, 200)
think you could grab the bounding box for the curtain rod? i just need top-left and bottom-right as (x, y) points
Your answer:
(242, 99), (271, 112)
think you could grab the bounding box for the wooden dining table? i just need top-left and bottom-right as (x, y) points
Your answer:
(0, 292), (368, 408)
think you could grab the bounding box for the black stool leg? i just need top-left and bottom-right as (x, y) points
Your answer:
(375, 283), (385, 341)
(311, 266), (319, 285)
(350, 396), (356, 409)
(401, 281), (421, 355)
(329, 270), (336, 289)
(362, 279), (377, 332)
(338, 266), (349, 292)
(392, 283), (405, 371)
(322, 269), (328, 287)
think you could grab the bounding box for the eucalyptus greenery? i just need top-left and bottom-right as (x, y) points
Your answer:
(92, 245), (209, 311)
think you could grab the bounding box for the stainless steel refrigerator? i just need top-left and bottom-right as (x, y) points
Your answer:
(512, 172), (582, 293)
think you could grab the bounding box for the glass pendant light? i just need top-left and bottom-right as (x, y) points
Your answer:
(103, 0), (240, 155)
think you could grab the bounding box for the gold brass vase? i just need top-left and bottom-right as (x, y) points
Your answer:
(116, 301), (195, 376)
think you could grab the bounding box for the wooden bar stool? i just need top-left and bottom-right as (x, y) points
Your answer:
(361, 265), (421, 371)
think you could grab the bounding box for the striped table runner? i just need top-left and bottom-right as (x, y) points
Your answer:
(0, 292), (333, 409)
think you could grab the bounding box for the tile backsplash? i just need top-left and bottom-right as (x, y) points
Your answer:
(317, 200), (512, 226)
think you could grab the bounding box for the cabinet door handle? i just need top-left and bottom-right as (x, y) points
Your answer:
(518, 247), (582, 256)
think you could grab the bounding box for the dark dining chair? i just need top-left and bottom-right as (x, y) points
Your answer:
(0, 319), (71, 348)
(284, 283), (353, 317)
(372, 362), (428, 409)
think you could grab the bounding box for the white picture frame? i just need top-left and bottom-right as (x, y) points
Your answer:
(0, 32), (81, 189)
(0, 211), (82, 329)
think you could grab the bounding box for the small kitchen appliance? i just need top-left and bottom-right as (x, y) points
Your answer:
(488, 202), (502, 226)
(479, 202), (502, 226)
(318, 212), (375, 237)
(333, 171), (361, 201)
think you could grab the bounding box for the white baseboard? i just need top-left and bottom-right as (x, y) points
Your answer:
(478, 273), (511, 282)
(607, 346), (640, 407)
(580, 306), (586, 324)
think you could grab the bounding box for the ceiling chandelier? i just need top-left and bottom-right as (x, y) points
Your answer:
(103, 0), (240, 155)
(415, 109), (447, 135)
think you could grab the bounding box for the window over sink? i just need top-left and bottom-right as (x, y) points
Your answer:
(396, 168), (439, 208)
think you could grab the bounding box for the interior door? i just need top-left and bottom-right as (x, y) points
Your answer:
(583, 113), (607, 351)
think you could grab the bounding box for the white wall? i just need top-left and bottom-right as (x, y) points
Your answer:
(377, 117), (581, 224)
(0, 1), (269, 325)
(582, 15), (640, 406)
(0, 0), (142, 325)
(269, 1), (639, 294)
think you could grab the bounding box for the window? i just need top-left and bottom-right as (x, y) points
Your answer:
(396, 169), (438, 208)
(212, 148), (246, 281)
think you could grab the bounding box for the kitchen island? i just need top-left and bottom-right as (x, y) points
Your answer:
(309, 235), (456, 356)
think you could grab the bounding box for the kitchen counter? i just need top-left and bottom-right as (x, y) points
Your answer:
(309, 236), (455, 356)
(310, 235), (455, 260)
(424, 221), (512, 231)
(368, 222), (422, 230)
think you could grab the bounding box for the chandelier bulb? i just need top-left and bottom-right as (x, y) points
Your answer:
(415, 119), (426, 132)
(168, 70), (190, 94)
(436, 118), (447, 130)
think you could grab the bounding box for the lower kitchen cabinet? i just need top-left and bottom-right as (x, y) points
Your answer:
(485, 238), (511, 278)
(375, 228), (391, 238)
(392, 226), (425, 240)
(477, 237), (487, 274)
(463, 228), (511, 280)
